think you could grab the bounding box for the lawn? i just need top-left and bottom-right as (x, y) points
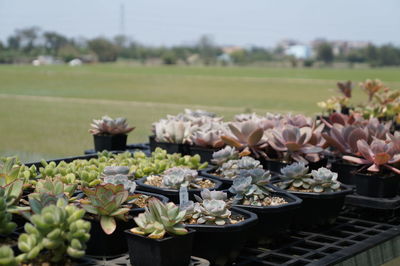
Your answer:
(1, 64), (399, 162)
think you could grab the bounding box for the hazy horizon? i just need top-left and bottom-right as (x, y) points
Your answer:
(1, 0), (399, 47)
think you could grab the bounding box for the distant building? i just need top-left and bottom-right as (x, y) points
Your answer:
(285, 45), (312, 59)
(221, 46), (244, 55)
(32, 55), (62, 66)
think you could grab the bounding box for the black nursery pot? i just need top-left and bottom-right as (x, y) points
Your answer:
(85, 191), (169, 256)
(136, 176), (222, 203)
(93, 134), (127, 152)
(231, 186), (302, 244)
(330, 159), (360, 185)
(354, 171), (399, 198)
(188, 146), (220, 163)
(85, 216), (134, 256)
(124, 229), (195, 266)
(286, 184), (352, 228)
(149, 135), (190, 155)
(185, 207), (257, 266)
(266, 158), (328, 174)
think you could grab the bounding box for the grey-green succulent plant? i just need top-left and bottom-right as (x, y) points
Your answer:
(131, 198), (188, 239)
(309, 168), (341, 192)
(16, 198), (91, 263)
(279, 162), (313, 190)
(183, 189), (232, 225)
(102, 166), (136, 193)
(218, 156), (262, 180)
(211, 146), (240, 166)
(161, 167), (199, 189)
(229, 168), (273, 206)
(279, 163), (341, 193)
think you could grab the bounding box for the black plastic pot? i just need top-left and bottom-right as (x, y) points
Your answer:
(149, 135), (190, 155)
(266, 158), (328, 174)
(284, 184), (352, 228)
(124, 229), (195, 266)
(93, 134), (127, 152)
(136, 177), (222, 203)
(330, 159), (360, 185)
(231, 186), (302, 244)
(188, 146), (220, 163)
(353, 171), (399, 198)
(85, 191), (169, 256)
(185, 207), (257, 266)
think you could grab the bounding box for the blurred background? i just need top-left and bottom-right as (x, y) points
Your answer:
(0, 0), (399, 161)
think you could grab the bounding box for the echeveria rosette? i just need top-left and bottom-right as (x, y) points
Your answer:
(221, 121), (268, 158)
(194, 199), (231, 225)
(310, 167), (341, 193)
(322, 124), (368, 155)
(267, 126), (323, 164)
(279, 162), (313, 189)
(81, 184), (133, 235)
(343, 139), (400, 174)
(229, 168), (272, 205)
(211, 146), (240, 166)
(131, 199), (188, 239)
(161, 167), (198, 189)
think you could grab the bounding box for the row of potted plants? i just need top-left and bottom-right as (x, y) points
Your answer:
(1, 144), (354, 266)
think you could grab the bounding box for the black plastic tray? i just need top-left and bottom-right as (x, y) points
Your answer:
(345, 194), (400, 210)
(235, 209), (400, 265)
(84, 143), (151, 155)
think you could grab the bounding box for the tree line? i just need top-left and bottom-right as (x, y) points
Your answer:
(1, 27), (400, 67)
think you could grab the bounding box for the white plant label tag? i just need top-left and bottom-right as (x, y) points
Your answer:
(179, 186), (189, 207)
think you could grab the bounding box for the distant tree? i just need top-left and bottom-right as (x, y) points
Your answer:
(7, 36), (21, 50)
(316, 43), (334, 64)
(58, 44), (80, 62)
(378, 45), (400, 66)
(162, 51), (177, 65)
(365, 44), (378, 65)
(346, 50), (365, 64)
(197, 35), (220, 65)
(15, 27), (41, 53)
(88, 38), (118, 62)
(303, 59), (314, 67)
(43, 31), (68, 55)
(231, 50), (247, 64)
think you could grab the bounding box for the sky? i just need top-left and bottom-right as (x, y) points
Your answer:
(0, 0), (399, 47)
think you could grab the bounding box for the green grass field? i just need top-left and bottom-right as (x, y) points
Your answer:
(1, 64), (400, 162)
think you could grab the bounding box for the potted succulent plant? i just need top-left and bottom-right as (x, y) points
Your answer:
(265, 125), (326, 172)
(343, 139), (400, 198)
(124, 199), (194, 266)
(275, 162), (352, 228)
(136, 166), (222, 203)
(202, 151), (265, 189)
(101, 165), (169, 216)
(15, 198), (91, 265)
(150, 120), (191, 155)
(322, 120), (367, 185)
(228, 168), (302, 244)
(150, 109), (222, 155)
(80, 183), (136, 256)
(188, 122), (227, 162)
(181, 189), (257, 266)
(90, 115), (135, 152)
(0, 187), (18, 250)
